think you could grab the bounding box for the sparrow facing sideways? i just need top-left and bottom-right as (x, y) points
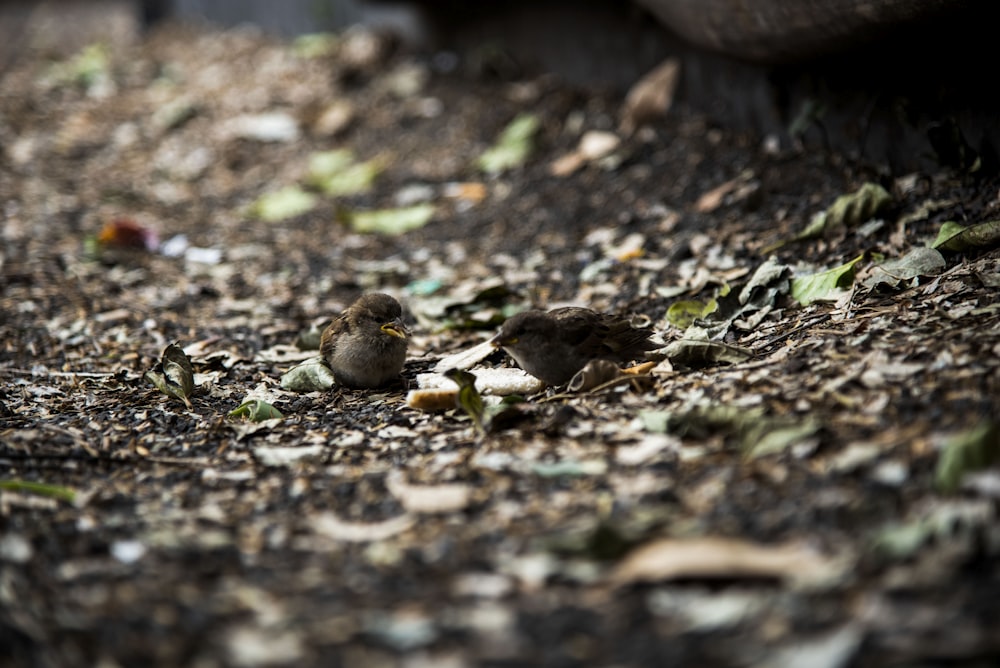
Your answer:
(320, 293), (408, 388)
(489, 307), (658, 385)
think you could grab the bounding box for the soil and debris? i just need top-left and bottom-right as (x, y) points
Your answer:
(2, 21), (1000, 668)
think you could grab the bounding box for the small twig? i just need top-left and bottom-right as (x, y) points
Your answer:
(751, 313), (832, 350)
(540, 373), (650, 403)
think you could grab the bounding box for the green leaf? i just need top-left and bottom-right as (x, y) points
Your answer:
(151, 97), (199, 132)
(796, 183), (892, 240)
(935, 422), (1000, 493)
(790, 254), (864, 306)
(292, 32), (339, 58)
(318, 161), (381, 196)
(445, 368), (485, 436)
(228, 399), (284, 422)
(638, 404), (818, 459)
(280, 359), (337, 392)
(346, 203), (435, 235)
(869, 522), (933, 560)
(294, 325), (324, 351)
(406, 278), (445, 297)
(306, 150), (381, 196)
(742, 418), (820, 460)
(45, 43), (110, 90)
(639, 409), (672, 434)
(249, 186), (318, 222)
(930, 221), (967, 250)
(532, 460), (608, 477)
(144, 343), (194, 408)
(0, 479), (77, 503)
(665, 299), (716, 329)
(861, 247), (945, 289)
(825, 182), (892, 227)
(476, 113), (540, 175)
(931, 220), (1000, 252)
(871, 502), (995, 560)
(307, 149), (355, 178)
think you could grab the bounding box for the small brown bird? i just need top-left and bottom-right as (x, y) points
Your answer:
(320, 293), (409, 388)
(489, 307), (658, 385)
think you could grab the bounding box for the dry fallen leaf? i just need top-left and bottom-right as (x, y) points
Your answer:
(432, 340), (498, 373)
(97, 217), (159, 251)
(311, 512), (415, 543)
(609, 536), (842, 589)
(253, 444), (323, 467)
(567, 359), (629, 393)
(565, 359), (655, 393)
(442, 181), (488, 205)
(694, 178), (741, 213)
(620, 58), (681, 136)
(310, 99), (355, 137)
(144, 342), (195, 408)
(550, 130), (621, 177)
(693, 170), (759, 213)
(386, 473), (472, 514)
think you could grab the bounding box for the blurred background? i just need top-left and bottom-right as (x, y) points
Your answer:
(1, 0), (994, 171)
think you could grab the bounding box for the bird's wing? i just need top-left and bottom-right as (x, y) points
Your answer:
(547, 308), (603, 348)
(551, 308), (653, 360)
(319, 313), (351, 360)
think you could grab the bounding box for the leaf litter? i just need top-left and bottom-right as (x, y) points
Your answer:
(2, 19), (1000, 668)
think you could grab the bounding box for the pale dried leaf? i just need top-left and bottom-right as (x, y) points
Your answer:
(550, 130), (621, 177)
(433, 340), (496, 373)
(609, 537), (842, 588)
(620, 58), (681, 135)
(567, 359), (628, 393)
(762, 624), (864, 668)
(386, 473), (472, 514)
(252, 445), (323, 467)
(694, 177), (741, 213)
(311, 512), (414, 542)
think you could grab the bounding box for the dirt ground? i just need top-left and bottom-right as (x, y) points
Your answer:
(2, 19), (1000, 668)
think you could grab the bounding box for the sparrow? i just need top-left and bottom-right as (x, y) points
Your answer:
(320, 293), (409, 388)
(489, 307), (658, 385)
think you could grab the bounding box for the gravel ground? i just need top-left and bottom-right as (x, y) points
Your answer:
(2, 20), (1000, 668)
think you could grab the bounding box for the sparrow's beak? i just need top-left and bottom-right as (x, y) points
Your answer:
(380, 320), (408, 339)
(489, 333), (515, 348)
